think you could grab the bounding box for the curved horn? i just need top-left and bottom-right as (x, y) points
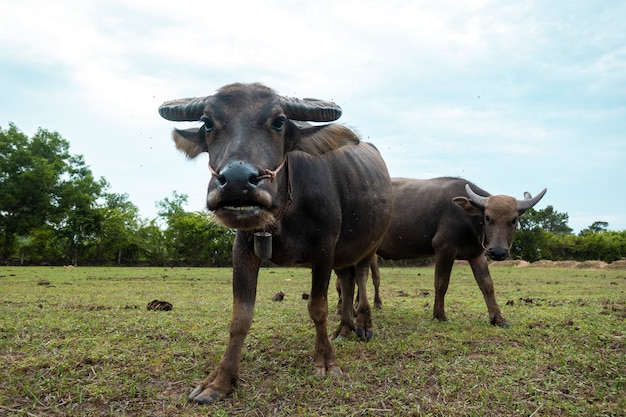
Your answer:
(465, 184), (489, 209)
(279, 96), (342, 122)
(158, 96), (207, 121)
(517, 188), (547, 211)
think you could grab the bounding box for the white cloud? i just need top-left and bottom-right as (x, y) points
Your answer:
(1, 0), (625, 233)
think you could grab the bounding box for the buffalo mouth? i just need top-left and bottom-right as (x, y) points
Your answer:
(208, 184), (275, 230)
(211, 199), (274, 230)
(216, 200), (264, 215)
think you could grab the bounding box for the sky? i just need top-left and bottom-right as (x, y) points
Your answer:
(1, 0), (625, 233)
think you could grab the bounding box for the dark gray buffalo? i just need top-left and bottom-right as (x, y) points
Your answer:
(158, 83), (393, 403)
(355, 177), (546, 327)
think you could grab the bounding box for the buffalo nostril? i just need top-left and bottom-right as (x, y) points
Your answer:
(487, 248), (509, 261)
(216, 174), (227, 187)
(217, 160), (260, 191)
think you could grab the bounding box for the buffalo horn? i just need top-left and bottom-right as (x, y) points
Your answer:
(158, 97), (207, 121)
(465, 184), (489, 209)
(279, 96), (342, 122)
(158, 94), (341, 122)
(517, 188), (547, 211)
(465, 184), (547, 211)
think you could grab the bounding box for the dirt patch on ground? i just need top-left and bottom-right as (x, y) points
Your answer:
(577, 260), (609, 269)
(530, 260), (577, 268)
(449, 259), (623, 269)
(499, 260), (624, 269)
(606, 259), (626, 269)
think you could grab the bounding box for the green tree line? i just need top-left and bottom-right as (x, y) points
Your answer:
(1, 124), (624, 266)
(1, 124), (234, 266)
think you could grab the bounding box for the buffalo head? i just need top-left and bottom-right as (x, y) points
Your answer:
(453, 185), (547, 261)
(158, 83), (358, 230)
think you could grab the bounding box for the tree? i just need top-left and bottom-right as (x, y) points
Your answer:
(136, 219), (168, 265)
(54, 159), (108, 265)
(512, 205), (572, 261)
(156, 192), (235, 266)
(0, 124), (107, 262)
(94, 193), (142, 264)
(511, 227), (551, 262)
(1, 124), (68, 260)
(580, 221), (609, 236)
(519, 205), (573, 235)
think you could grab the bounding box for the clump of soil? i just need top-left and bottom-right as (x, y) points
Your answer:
(147, 300), (173, 311)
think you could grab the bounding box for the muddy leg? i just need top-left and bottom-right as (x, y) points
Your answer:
(189, 236), (260, 403)
(309, 261), (342, 376)
(370, 256), (382, 309)
(433, 252), (454, 322)
(353, 259), (374, 340)
(332, 266), (356, 339)
(334, 274), (343, 315)
(469, 255), (509, 327)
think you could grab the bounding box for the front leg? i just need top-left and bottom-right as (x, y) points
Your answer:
(469, 255), (509, 327)
(334, 274), (344, 316)
(433, 252), (454, 322)
(370, 256), (382, 309)
(353, 260), (374, 340)
(189, 233), (261, 403)
(332, 266), (356, 339)
(309, 260), (342, 376)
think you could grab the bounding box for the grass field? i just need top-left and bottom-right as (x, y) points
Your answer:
(1, 264), (625, 416)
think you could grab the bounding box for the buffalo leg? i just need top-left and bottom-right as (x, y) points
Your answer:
(433, 252), (455, 322)
(309, 261), (342, 376)
(353, 259), (374, 340)
(332, 266), (356, 339)
(370, 256), (382, 309)
(468, 255), (509, 327)
(189, 236), (261, 403)
(334, 275), (343, 315)
(334, 256), (381, 317)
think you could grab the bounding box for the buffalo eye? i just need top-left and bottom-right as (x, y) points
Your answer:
(484, 215), (491, 223)
(201, 117), (214, 132)
(271, 116), (286, 132)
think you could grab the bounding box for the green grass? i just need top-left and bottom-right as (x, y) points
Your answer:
(1, 265), (624, 416)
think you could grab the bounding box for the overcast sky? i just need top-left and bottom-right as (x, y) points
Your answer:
(1, 0), (625, 233)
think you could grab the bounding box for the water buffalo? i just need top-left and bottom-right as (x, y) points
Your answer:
(341, 177), (546, 327)
(158, 82), (393, 403)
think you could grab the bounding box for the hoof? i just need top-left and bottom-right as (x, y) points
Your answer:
(332, 325), (354, 340)
(491, 317), (510, 328)
(355, 327), (374, 341)
(313, 365), (343, 377)
(331, 333), (346, 341)
(313, 366), (326, 377)
(328, 365), (343, 376)
(188, 386), (224, 404)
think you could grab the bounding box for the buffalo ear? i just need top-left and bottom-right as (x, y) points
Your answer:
(453, 197), (483, 216)
(172, 128), (208, 158)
